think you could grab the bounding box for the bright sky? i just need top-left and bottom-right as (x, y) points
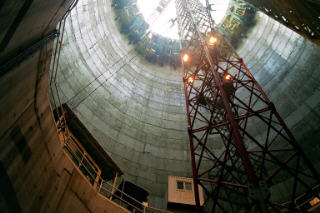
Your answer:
(137, 0), (230, 39)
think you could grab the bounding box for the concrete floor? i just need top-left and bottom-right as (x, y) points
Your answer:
(55, 0), (320, 209)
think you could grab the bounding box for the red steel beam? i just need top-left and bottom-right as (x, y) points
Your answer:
(175, 0), (320, 212)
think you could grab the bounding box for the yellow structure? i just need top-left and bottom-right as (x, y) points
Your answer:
(167, 176), (204, 208)
(221, 15), (243, 35)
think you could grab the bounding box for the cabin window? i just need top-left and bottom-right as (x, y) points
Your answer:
(177, 181), (184, 190)
(176, 180), (192, 191)
(185, 182), (192, 191)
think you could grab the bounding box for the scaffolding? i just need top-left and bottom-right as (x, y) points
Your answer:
(243, 0), (320, 46)
(175, 0), (320, 212)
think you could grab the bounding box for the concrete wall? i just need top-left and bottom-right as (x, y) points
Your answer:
(56, 0), (191, 208)
(237, 12), (320, 168)
(0, 1), (129, 212)
(1, 0), (319, 211)
(54, 0), (320, 209)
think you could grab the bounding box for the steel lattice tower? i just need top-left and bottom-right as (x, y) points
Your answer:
(175, 0), (320, 212)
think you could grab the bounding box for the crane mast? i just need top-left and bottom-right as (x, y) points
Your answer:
(175, 0), (320, 212)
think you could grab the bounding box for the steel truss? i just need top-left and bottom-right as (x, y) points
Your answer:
(175, 0), (320, 212)
(243, 0), (320, 46)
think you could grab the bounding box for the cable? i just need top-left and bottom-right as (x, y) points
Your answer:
(65, 47), (137, 104)
(70, 53), (138, 108)
(60, 1), (172, 106)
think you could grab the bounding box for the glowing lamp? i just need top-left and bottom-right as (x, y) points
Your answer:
(208, 36), (217, 45)
(187, 76), (194, 83)
(183, 54), (190, 62)
(224, 74), (232, 80)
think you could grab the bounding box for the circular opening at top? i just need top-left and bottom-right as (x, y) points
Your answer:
(137, 0), (230, 39)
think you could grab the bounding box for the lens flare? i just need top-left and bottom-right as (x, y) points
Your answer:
(225, 74), (232, 80)
(183, 54), (190, 62)
(208, 36), (217, 45)
(188, 76), (194, 83)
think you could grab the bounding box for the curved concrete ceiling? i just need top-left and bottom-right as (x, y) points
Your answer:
(55, 0), (320, 208)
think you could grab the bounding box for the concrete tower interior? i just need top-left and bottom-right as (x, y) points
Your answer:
(0, 0), (320, 212)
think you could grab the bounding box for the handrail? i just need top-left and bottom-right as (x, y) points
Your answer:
(63, 135), (170, 213)
(66, 136), (99, 174)
(49, 1), (170, 212)
(49, 0), (79, 132)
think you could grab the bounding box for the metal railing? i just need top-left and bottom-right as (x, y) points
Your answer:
(63, 134), (170, 213)
(48, 1), (170, 212)
(49, 0), (79, 133)
(64, 136), (100, 185)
